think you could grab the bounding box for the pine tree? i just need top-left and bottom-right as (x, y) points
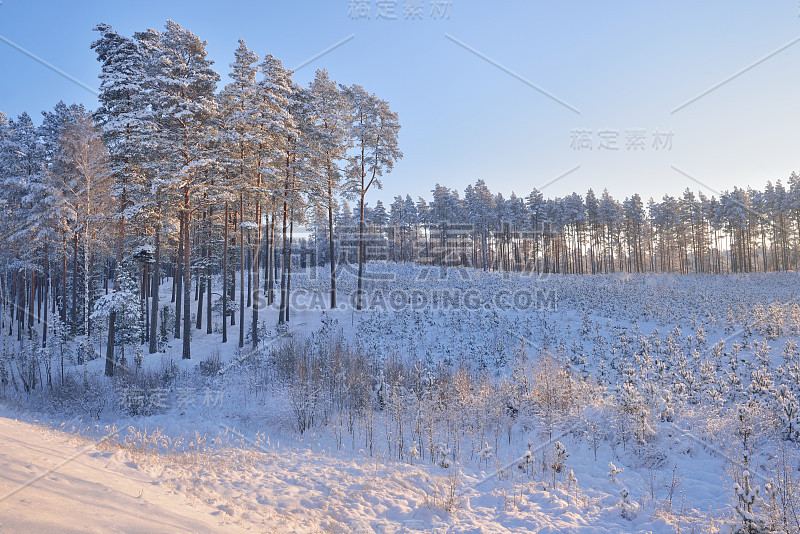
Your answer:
(92, 23), (156, 370)
(91, 262), (143, 371)
(255, 54), (296, 327)
(58, 110), (112, 383)
(342, 85), (402, 310)
(144, 21), (219, 359)
(218, 39), (259, 346)
(309, 69), (348, 309)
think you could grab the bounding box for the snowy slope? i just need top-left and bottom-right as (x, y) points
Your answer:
(3, 265), (800, 532)
(0, 416), (683, 533)
(0, 416), (248, 533)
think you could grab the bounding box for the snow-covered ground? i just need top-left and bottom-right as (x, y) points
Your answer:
(2, 263), (799, 532)
(0, 415), (248, 533)
(0, 413), (708, 533)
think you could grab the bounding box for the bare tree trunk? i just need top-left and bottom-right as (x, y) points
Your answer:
(28, 262), (36, 330)
(106, 212), (124, 375)
(61, 235), (67, 324)
(149, 222), (161, 354)
(252, 202), (261, 347)
(357, 190), (365, 310)
(278, 194), (289, 324)
(222, 202), (229, 343)
(267, 213), (275, 305)
(239, 194), (245, 348)
(42, 240), (49, 348)
(83, 220), (90, 385)
(182, 189), (191, 360)
(72, 231), (78, 333)
(141, 262), (148, 344)
(175, 215), (183, 340)
(263, 212), (272, 305)
(285, 218), (294, 323)
(328, 176), (337, 309)
(15, 270), (23, 342)
(206, 259), (212, 335)
(230, 211), (236, 327)
(196, 247), (205, 331)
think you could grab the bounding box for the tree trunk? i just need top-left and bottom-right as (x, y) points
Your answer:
(175, 215), (183, 340)
(72, 231), (78, 333)
(83, 221), (90, 385)
(206, 261), (212, 335)
(357, 190), (365, 310)
(285, 218), (294, 323)
(61, 235), (67, 324)
(42, 240), (49, 349)
(278, 194), (289, 324)
(196, 264), (205, 331)
(182, 189), (191, 360)
(252, 202), (261, 347)
(222, 202), (229, 343)
(15, 270), (23, 342)
(106, 212), (124, 375)
(267, 213), (275, 305)
(149, 223), (161, 354)
(239, 194), (245, 347)
(328, 175), (337, 309)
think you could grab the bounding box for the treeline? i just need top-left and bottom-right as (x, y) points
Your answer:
(341, 178), (800, 276)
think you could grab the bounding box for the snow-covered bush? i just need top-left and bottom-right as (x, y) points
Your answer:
(607, 461), (622, 483)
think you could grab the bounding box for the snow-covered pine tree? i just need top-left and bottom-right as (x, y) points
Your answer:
(734, 461), (765, 534)
(279, 82), (327, 325)
(218, 39), (259, 346)
(58, 110), (112, 384)
(309, 69), (348, 309)
(255, 54), (296, 327)
(143, 21), (219, 359)
(342, 85), (402, 310)
(91, 262), (143, 371)
(92, 23), (156, 370)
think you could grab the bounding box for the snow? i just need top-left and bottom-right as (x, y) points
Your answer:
(0, 415), (678, 533)
(0, 415), (247, 532)
(2, 264), (799, 532)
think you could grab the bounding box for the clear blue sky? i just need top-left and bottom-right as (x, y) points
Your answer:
(1, 0), (799, 206)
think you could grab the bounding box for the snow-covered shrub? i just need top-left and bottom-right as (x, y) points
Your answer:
(773, 384), (800, 442)
(435, 442), (452, 468)
(619, 487), (638, 520)
(423, 467), (462, 512)
(408, 442), (420, 465)
(733, 468), (764, 534)
(529, 352), (575, 440)
(478, 441), (493, 466)
(517, 448), (534, 476)
(550, 440), (568, 488)
(760, 443), (800, 533)
(199, 349), (222, 377)
(608, 461), (623, 483)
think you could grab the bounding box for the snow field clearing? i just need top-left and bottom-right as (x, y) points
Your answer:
(2, 263), (800, 532)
